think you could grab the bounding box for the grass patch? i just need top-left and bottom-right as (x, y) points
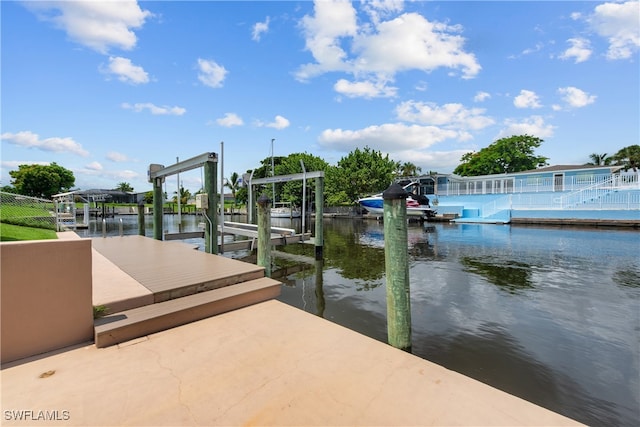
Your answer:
(0, 223), (58, 241)
(0, 204), (57, 230)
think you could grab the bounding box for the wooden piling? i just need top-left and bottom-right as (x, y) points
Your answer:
(204, 160), (218, 254)
(314, 176), (324, 260)
(382, 182), (411, 352)
(138, 200), (145, 236)
(257, 194), (272, 277)
(153, 178), (163, 240)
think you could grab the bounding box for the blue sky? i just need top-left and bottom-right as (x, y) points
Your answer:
(2, 0), (639, 194)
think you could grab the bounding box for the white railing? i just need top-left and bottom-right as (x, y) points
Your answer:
(480, 195), (512, 217)
(511, 190), (639, 210)
(438, 172), (639, 196)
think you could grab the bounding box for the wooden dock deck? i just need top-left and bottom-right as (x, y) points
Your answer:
(92, 236), (265, 303)
(91, 235), (281, 348)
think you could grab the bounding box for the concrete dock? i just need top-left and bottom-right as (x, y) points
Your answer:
(1, 234), (583, 426)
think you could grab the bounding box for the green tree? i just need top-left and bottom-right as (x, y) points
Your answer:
(586, 153), (611, 166)
(275, 152), (332, 207)
(9, 163), (75, 198)
(397, 162), (422, 177)
(1, 185), (18, 194)
(115, 182), (134, 192)
(611, 145), (640, 172)
(235, 187), (248, 205)
(143, 191), (154, 204)
(453, 135), (548, 176)
(332, 147), (400, 203)
(224, 172), (241, 206)
(173, 186), (191, 205)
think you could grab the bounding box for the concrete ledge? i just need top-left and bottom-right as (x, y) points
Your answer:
(1, 239), (93, 364)
(94, 277), (281, 348)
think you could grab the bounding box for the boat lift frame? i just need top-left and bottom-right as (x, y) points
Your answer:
(249, 169), (325, 260)
(149, 152), (219, 254)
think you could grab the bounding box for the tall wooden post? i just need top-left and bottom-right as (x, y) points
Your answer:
(204, 160), (218, 254)
(257, 194), (272, 277)
(314, 176), (324, 260)
(137, 200), (145, 236)
(383, 182), (411, 352)
(152, 177), (163, 240)
(315, 259), (325, 317)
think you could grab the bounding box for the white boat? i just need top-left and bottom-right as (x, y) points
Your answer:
(358, 183), (436, 218)
(271, 202), (301, 218)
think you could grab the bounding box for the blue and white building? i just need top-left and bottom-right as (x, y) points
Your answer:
(403, 165), (640, 225)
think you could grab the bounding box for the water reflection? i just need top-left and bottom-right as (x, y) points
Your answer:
(460, 256), (535, 293)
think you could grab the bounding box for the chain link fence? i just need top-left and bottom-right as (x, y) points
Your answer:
(0, 192), (57, 230)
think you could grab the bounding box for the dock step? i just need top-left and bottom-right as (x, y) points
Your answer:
(94, 277), (281, 348)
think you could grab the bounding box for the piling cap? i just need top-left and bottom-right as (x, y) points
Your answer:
(257, 194), (272, 207)
(382, 183), (408, 200)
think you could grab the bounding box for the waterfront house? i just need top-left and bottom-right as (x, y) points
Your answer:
(403, 165), (640, 224)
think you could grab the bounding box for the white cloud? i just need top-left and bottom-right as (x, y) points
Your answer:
(103, 56), (149, 84)
(77, 166), (139, 181)
(252, 16), (270, 41)
(266, 115), (291, 130)
(1, 130), (89, 157)
(559, 38), (592, 63)
(121, 102), (186, 115)
(24, 0), (151, 54)
(107, 151), (130, 162)
(298, 0), (358, 78)
(390, 148), (473, 173)
(513, 90), (542, 109)
(318, 123), (458, 152)
(497, 116), (555, 139)
(197, 58), (228, 88)
(216, 113), (244, 127)
(473, 91), (491, 102)
(334, 78), (397, 98)
(296, 1), (480, 98)
(396, 101), (494, 131)
(588, 1), (640, 60)
(1, 160), (50, 171)
(86, 161), (103, 171)
(557, 86), (597, 108)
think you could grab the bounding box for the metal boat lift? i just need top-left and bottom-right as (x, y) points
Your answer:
(249, 168), (325, 260)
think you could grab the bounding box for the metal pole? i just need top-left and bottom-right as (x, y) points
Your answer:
(271, 138), (275, 201)
(137, 199), (145, 236)
(247, 169), (255, 224)
(314, 176), (324, 260)
(176, 156), (181, 231)
(102, 219), (106, 238)
(383, 182), (411, 352)
(301, 160), (307, 233)
(257, 194), (272, 277)
(220, 141), (224, 254)
(119, 218), (123, 237)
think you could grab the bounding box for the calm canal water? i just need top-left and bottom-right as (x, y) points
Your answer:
(82, 214), (639, 426)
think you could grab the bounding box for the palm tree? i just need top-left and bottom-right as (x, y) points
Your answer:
(115, 182), (134, 192)
(587, 153), (611, 166)
(398, 162), (422, 177)
(225, 172), (241, 206)
(172, 186), (191, 205)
